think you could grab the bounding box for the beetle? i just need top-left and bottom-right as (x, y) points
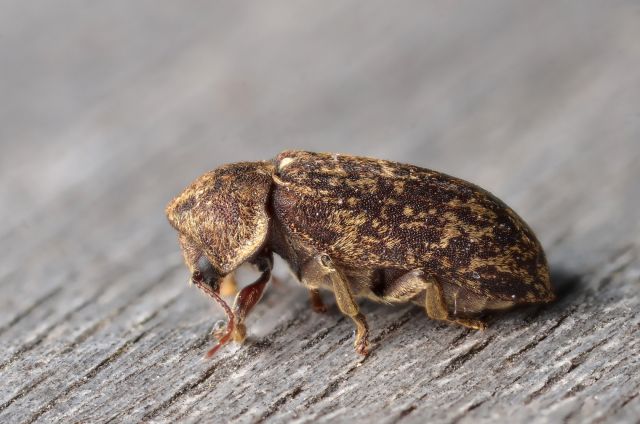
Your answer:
(165, 150), (555, 356)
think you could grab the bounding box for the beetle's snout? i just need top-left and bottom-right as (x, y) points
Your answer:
(195, 255), (222, 293)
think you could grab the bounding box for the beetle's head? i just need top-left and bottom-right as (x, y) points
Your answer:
(166, 161), (275, 287)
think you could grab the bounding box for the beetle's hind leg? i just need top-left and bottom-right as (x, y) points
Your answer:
(379, 269), (429, 303)
(379, 270), (485, 330)
(425, 279), (486, 330)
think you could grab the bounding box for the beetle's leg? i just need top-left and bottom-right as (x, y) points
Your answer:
(219, 272), (238, 296)
(379, 269), (427, 303)
(425, 278), (486, 330)
(229, 270), (270, 343)
(308, 288), (328, 313)
(191, 272), (237, 357)
(312, 254), (370, 356)
(230, 252), (273, 343)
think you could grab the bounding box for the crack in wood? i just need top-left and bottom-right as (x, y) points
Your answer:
(300, 358), (362, 412)
(143, 328), (292, 423)
(393, 334), (498, 421)
(255, 385), (303, 423)
(449, 328), (473, 349)
(0, 262), (154, 374)
(370, 308), (419, 345)
(137, 293), (183, 328)
(59, 267), (182, 356)
(391, 405), (417, 423)
(44, 294), (186, 422)
(0, 268), (171, 379)
(384, 327), (496, 412)
(298, 329), (411, 421)
(449, 394), (495, 424)
(140, 362), (221, 422)
(505, 307), (575, 364)
(439, 334), (497, 377)
(0, 286), (63, 337)
(300, 317), (346, 352)
(619, 390), (639, 409)
(524, 337), (609, 404)
(101, 330), (219, 423)
(0, 373), (49, 414)
(315, 330), (354, 363)
(138, 304), (312, 422)
(24, 328), (153, 424)
(0, 293), (102, 374)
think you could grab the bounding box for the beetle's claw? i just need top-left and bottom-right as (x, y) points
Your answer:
(210, 319), (226, 337)
(207, 322), (246, 357)
(211, 327), (226, 340)
(355, 339), (370, 356)
(206, 325), (234, 357)
(205, 341), (226, 357)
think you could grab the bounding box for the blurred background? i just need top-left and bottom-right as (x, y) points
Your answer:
(2, 1), (638, 286)
(1, 1), (639, 422)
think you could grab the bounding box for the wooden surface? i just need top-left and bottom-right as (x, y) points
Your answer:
(1, 1), (639, 423)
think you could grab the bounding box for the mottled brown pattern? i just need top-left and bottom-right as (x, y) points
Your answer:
(165, 150), (554, 355)
(272, 151), (553, 304)
(166, 161), (275, 275)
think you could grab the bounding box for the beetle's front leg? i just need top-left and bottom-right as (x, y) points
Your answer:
(230, 270), (270, 343)
(307, 254), (370, 356)
(229, 252), (273, 343)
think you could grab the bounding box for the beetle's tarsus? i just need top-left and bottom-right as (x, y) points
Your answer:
(211, 326), (225, 339)
(355, 340), (370, 356)
(451, 318), (487, 331)
(205, 317), (235, 357)
(353, 312), (370, 356)
(206, 338), (229, 357)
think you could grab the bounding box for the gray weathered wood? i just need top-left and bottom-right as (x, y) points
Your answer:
(1, 1), (639, 423)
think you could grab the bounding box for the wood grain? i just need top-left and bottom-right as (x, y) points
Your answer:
(1, 1), (639, 423)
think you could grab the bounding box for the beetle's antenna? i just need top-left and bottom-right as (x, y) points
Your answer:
(205, 291), (235, 357)
(191, 273), (236, 357)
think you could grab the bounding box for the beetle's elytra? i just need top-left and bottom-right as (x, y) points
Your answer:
(166, 150), (554, 356)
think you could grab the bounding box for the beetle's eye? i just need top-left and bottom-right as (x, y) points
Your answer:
(196, 255), (221, 290)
